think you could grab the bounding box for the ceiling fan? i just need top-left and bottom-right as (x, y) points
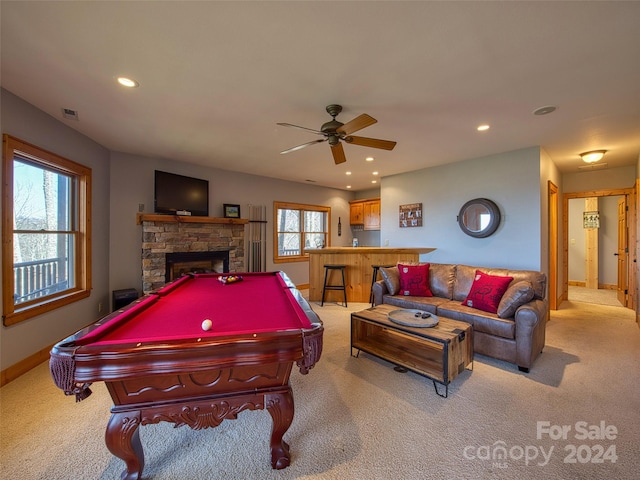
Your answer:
(277, 104), (397, 164)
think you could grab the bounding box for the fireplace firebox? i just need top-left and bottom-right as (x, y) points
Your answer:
(165, 251), (230, 282)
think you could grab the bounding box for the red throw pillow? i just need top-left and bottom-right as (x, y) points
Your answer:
(462, 270), (513, 314)
(397, 263), (433, 297)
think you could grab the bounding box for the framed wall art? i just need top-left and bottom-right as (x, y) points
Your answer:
(399, 203), (422, 228)
(583, 211), (600, 228)
(224, 204), (241, 218)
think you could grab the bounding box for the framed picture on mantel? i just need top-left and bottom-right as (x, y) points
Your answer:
(399, 203), (422, 228)
(224, 204), (241, 218)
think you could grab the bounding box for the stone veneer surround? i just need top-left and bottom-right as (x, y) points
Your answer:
(137, 214), (247, 293)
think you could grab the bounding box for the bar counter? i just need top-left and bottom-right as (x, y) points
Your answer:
(306, 247), (436, 303)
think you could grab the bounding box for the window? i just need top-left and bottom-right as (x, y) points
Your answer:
(2, 135), (92, 325)
(274, 201), (330, 263)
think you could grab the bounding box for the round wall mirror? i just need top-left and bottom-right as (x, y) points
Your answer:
(458, 198), (501, 238)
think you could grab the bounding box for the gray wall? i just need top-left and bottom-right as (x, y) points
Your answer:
(540, 148), (563, 290)
(3, 88), (636, 371)
(109, 152), (355, 294)
(0, 89), (111, 371)
(380, 147), (546, 272)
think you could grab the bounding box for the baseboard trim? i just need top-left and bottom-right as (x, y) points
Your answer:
(1, 344), (53, 387)
(569, 281), (617, 290)
(554, 293), (566, 311)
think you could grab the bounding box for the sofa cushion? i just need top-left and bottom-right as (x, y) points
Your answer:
(383, 294), (449, 313)
(437, 301), (516, 339)
(497, 281), (535, 318)
(398, 263), (433, 296)
(380, 267), (401, 295)
(462, 270), (513, 314)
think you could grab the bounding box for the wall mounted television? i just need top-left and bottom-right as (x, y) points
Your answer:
(154, 170), (209, 216)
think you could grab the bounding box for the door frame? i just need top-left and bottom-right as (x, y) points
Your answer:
(548, 181), (558, 310)
(617, 196), (628, 305)
(561, 187), (636, 309)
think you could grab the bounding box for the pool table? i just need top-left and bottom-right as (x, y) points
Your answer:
(50, 272), (323, 480)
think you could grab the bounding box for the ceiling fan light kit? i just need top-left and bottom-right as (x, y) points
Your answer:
(278, 104), (397, 165)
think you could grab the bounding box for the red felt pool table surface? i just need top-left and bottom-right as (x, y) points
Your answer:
(49, 271), (323, 478)
(83, 272), (313, 345)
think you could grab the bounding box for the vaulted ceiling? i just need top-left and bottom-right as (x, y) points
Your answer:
(2, 1), (639, 191)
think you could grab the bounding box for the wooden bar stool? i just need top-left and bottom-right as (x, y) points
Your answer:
(321, 264), (347, 307)
(370, 264), (395, 306)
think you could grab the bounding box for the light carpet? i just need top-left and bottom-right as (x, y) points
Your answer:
(1, 300), (639, 479)
(568, 286), (623, 307)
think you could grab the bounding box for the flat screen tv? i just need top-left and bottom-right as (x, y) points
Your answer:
(154, 170), (209, 216)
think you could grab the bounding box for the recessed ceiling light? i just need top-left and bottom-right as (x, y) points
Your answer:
(477, 124), (490, 131)
(533, 105), (557, 116)
(371, 180), (377, 184)
(372, 171), (379, 175)
(346, 185), (352, 189)
(346, 171), (352, 175)
(366, 157), (374, 162)
(117, 76), (139, 88)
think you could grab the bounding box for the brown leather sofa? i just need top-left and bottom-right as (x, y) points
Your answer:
(372, 263), (547, 372)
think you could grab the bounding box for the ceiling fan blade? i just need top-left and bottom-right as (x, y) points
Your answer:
(277, 122), (324, 135)
(280, 138), (326, 154)
(337, 114), (377, 135)
(330, 142), (347, 164)
(344, 135), (397, 151)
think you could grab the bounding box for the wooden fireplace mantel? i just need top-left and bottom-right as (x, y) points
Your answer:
(136, 213), (249, 225)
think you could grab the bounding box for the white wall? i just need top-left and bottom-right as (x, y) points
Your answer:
(380, 147), (544, 271)
(0, 89), (111, 370)
(568, 198), (586, 281)
(563, 165), (636, 193)
(599, 196), (622, 285)
(109, 152), (355, 293)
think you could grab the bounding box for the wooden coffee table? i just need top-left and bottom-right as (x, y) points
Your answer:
(351, 304), (473, 397)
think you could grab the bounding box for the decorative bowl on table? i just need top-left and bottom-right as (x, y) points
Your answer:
(388, 309), (439, 328)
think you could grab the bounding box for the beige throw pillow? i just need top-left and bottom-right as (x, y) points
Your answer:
(497, 281), (535, 318)
(380, 266), (400, 295)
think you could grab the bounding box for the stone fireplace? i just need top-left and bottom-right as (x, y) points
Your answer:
(138, 214), (247, 293)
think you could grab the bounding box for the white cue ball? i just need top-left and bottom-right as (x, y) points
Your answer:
(201, 319), (213, 331)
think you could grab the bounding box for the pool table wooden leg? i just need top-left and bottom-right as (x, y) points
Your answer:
(105, 411), (144, 480)
(265, 388), (294, 469)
